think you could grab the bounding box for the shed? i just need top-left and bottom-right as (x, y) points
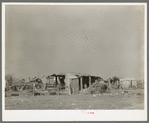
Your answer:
(120, 78), (137, 89)
(137, 80), (144, 89)
(65, 73), (79, 95)
(75, 73), (102, 90)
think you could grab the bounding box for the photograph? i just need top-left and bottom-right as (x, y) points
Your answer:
(2, 3), (147, 121)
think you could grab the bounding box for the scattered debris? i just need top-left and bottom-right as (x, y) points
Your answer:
(124, 91), (128, 93)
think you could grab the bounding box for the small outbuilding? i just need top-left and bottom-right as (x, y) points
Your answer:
(120, 78), (137, 89)
(137, 80), (144, 89)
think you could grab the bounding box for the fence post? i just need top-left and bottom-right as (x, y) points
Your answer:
(108, 78), (111, 90)
(57, 85), (60, 95)
(33, 83), (35, 96)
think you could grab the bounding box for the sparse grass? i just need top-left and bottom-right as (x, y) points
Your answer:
(5, 89), (144, 110)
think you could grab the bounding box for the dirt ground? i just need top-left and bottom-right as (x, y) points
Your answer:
(5, 89), (144, 110)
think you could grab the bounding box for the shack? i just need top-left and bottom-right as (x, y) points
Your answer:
(47, 73), (65, 85)
(65, 73), (79, 95)
(120, 78), (137, 89)
(75, 73), (102, 92)
(137, 80), (144, 89)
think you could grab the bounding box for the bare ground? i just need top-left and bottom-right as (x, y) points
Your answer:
(5, 89), (144, 110)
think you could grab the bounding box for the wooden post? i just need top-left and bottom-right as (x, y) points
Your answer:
(108, 78), (111, 90)
(33, 83), (35, 96)
(43, 84), (46, 90)
(89, 76), (91, 87)
(73, 87), (75, 94)
(69, 83), (71, 95)
(57, 85), (60, 95)
(80, 77), (83, 92)
(119, 81), (122, 90)
(55, 75), (57, 85)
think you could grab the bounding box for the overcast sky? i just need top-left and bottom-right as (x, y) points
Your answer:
(5, 5), (145, 80)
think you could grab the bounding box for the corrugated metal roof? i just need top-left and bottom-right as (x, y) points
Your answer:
(66, 73), (78, 79)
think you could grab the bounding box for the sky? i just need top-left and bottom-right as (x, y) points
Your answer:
(5, 5), (145, 80)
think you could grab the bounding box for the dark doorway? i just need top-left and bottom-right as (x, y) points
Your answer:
(82, 76), (89, 88)
(78, 78), (81, 91)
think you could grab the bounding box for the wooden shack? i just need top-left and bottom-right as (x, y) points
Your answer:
(75, 73), (102, 92)
(137, 80), (144, 89)
(120, 78), (137, 89)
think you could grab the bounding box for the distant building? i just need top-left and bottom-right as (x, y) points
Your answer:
(120, 78), (137, 89)
(137, 79), (144, 89)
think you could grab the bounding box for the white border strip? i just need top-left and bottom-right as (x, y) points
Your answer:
(2, 3), (147, 5)
(2, 3), (5, 118)
(144, 3), (147, 112)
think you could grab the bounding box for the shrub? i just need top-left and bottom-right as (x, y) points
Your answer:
(5, 74), (18, 87)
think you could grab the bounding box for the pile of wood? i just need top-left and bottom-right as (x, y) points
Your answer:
(88, 81), (109, 94)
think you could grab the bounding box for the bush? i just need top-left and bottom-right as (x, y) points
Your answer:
(111, 76), (120, 84)
(5, 74), (18, 87)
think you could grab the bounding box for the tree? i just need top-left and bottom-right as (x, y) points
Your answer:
(5, 74), (18, 87)
(111, 76), (120, 84)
